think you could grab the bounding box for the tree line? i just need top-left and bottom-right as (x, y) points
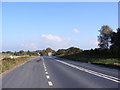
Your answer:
(97, 25), (120, 58)
(2, 50), (39, 56)
(55, 25), (120, 58)
(2, 47), (83, 57)
(2, 25), (120, 58)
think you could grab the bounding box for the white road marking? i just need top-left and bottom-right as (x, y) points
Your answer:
(45, 72), (48, 74)
(48, 81), (53, 86)
(42, 57), (47, 71)
(46, 75), (50, 79)
(44, 66), (46, 69)
(42, 57), (53, 87)
(43, 65), (46, 68)
(56, 60), (120, 83)
(45, 68), (47, 72)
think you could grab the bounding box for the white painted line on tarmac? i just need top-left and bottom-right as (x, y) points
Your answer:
(45, 72), (48, 74)
(48, 81), (53, 86)
(56, 60), (120, 83)
(46, 75), (50, 79)
(45, 68), (47, 72)
(42, 56), (53, 87)
(44, 66), (46, 69)
(42, 57), (47, 71)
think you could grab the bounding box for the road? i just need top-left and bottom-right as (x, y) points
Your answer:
(2, 56), (120, 88)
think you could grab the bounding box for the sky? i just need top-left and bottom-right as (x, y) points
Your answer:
(2, 2), (118, 51)
(1, 0), (119, 2)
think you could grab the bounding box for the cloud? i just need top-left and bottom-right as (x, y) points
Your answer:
(41, 34), (62, 42)
(89, 40), (99, 48)
(72, 29), (79, 33)
(41, 34), (72, 50)
(19, 34), (72, 50)
(20, 42), (38, 50)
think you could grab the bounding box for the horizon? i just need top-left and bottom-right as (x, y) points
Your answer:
(2, 2), (118, 52)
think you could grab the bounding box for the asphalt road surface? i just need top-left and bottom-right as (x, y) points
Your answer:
(2, 56), (120, 88)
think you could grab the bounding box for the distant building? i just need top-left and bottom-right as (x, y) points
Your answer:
(48, 52), (52, 56)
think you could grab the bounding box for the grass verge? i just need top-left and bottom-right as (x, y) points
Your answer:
(0, 56), (37, 74)
(60, 55), (120, 68)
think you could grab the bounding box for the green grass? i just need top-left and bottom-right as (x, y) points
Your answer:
(0, 56), (37, 73)
(60, 55), (120, 67)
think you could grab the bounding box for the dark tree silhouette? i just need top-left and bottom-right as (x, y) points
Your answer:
(111, 28), (120, 57)
(98, 25), (113, 49)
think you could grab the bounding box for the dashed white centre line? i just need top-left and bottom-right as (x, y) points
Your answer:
(45, 72), (48, 74)
(44, 67), (47, 69)
(44, 68), (47, 72)
(48, 81), (53, 86)
(46, 75), (50, 79)
(42, 57), (53, 87)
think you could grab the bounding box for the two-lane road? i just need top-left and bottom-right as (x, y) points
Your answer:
(2, 56), (120, 88)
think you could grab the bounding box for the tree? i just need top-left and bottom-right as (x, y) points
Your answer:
(55, 49), (66, 56)
(44, 48), (55, 56)
(55, 47), (83, 56)
(14, 51), (19, 56)
(110, 28), (120, 57)
(66, 47), (82, 53)
(27, 50), (31, 56)
(98, 25), (113, 49)
(19, 50), (26, 55)
(45, 48), (53, 52)
(6, 51), (14, 55)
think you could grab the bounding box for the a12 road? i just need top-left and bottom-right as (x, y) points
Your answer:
(2, 56), (120, 88)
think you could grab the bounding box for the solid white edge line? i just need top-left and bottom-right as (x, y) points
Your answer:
(56, 60), (120, 83)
